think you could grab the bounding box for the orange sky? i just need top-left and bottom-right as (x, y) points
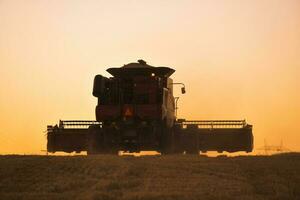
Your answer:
(0, 0), (299, 154)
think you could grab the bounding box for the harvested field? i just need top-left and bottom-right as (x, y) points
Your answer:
(0, 153), (299, 200)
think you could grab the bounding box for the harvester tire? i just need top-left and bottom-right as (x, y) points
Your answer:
(160, 124), (175, 155)
(87, 125), (101, 155)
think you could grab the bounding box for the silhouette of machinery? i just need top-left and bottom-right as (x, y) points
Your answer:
(47, 60), (253, 154)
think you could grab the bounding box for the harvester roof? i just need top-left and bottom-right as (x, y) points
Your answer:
(107, 60), (175, 78)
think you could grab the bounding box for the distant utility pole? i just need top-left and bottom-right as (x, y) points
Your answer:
(257, 139), (290, 155)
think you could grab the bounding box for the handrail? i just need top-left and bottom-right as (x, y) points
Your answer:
(176, 120), (248, 128)
(47, 120), (101, 130)
(48, 119), (249, 131)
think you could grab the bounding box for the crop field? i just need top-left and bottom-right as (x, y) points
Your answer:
(0, 153), (299, 200)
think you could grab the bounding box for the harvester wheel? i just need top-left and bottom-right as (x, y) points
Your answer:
(160, 124), (175, 155)
(87, 125), (101, 155)
(183, 125), (199, 155)
(172, 125), (184, 154)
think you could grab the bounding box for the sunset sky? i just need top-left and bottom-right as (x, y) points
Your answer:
(0, 0), (299, 154)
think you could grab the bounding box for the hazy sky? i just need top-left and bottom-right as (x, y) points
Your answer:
(0, 0), (299, 154)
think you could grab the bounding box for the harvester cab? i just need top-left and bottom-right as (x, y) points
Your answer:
(47, 60), (253, 155)
(93, 59), (177, 129)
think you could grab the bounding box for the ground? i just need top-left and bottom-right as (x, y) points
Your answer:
(0, 153), (299, 200)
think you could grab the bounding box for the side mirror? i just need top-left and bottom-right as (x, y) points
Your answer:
(181, 87), (186, 94)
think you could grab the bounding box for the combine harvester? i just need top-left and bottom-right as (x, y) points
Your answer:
(47, 60), (253, 155)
